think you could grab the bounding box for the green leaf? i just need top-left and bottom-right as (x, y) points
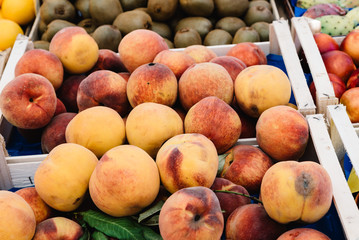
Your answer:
(78, 219), (90, 240)
(92, 231), (109, 240)
(138, 200), (164, 223)
(79, 209), (162, 240)
(140, 214), (159, 226)
(217, 153), (229, 176)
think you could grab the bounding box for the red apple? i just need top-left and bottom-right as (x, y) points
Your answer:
(340, 29), (359, 66)
(0, 73), (57, 129)
(309, 73), (346, 103)
(322, 50), (356, 83)
(313, 32), (339, 54)
(346, 68), (359, 89)
(210, 177), (251, 220)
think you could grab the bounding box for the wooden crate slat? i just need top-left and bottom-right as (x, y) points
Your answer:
(307, 114), (359, 240)
(291, 17), (338, 115)
(8, 162), (41, 189)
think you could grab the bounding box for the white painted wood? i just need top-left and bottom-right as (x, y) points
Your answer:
(0, 48), (11, 79)
(291, 17), (338, 115)
(270, 0), (281, 21)
(307, 114), (359, 240)
(8, 162), (41, 188)
(0, 137), (12, 190)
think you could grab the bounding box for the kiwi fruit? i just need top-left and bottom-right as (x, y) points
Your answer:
(251, 21), (270, 41)
(248, 0), (272, 11)
(33, 41), (50, 51)
(232, 27), (260, 43)
(113, 10), (152, 35)
(174, 28), (202, 48)
(120, 0), (147, 11)
(77, 18), (97, 33)
(244, 6), (274, 26)
(41, 19), (76, 42)
(38, 20), (48, 36)
(89, 0), (123, 25)
(74, 0), (90, 19)
(175, 17), (213, 39)
(164, 38), (175, 48)
(179, 0), (214, 17)
(147, 0), (178, 21)
(151, 22), (172, 39)
(204, 29), (232, 46)
(214, 0), (249, 17)
(91, 25), (122, 51)
(40, 0), (76, 25)
(215, 17), (246, 36)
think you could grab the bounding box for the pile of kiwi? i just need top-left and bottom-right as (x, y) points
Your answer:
(35, 0), (275, 50)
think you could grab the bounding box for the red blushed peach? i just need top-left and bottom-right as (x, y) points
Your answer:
(118, 29), (169, 73)
(340, 29), (359, 66)
(220, 145), (273, 194)
(260, 161), (333, 224)
(0, 73), (57, 129)
(256, 105), (309, 161)
(226, 204), (287, 240)
(340, 87), (359, 123)
(346, 68), (359, 89)
(33, 217), (83, 239)
(322, 50), (356, 83)
(313, 32), (339, 54)
(90, 49), (127, 72)
(49, 26), (99, 74)
(309, 73), (346, 103)
(15, 187), (53, 225)
(179, 62), (234, 111)
(56, 74), (86, 113)
(126, 63), (178, 108)
(77, 70), (131, 117)
(15, 49), (64, 90)
(153, 50), (196, 79)
(231, 100), (257, 138)
(210, 177), (251, 220)
(184, 96), (241, 154)
(183, 45), (217, 63)
(210, 55), (247, 82)
(226, 42), (267, 67)
(41, 112), (77, 153)
(118, 72), (130, 81)
(277, 228), (330, 240)
(54, 98), (67, 116)
(159, 186), (224, 240)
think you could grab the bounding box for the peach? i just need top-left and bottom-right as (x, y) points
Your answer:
(309, 73), (346, 103)
(90, 49), (127, 72)
(256, 105), (309, 161)
(340, 29), (359, 66)
(322, 50), (356, 83)
(34, 143), (98, 212)
(33, 217), (83, 240)
(65, 106), (126, 157)
(179, 62), (233, 111)
(118, 72), (130, 81)
(277, 228), (330, 240)
(220, 145), (273, 194)
(153, 50), (196, 79)
(0, 190), (36, 240)
(210, 177), (251, 220)
(235, 65), (291, 118)
(54, 98), (67, 116)
(232, 101), (257, 138)
(126, 63), (178, 108)
(89, 145), (160, 217)
(313, 32), (339, 54)
(0, 73), (57, 129)
(77, 70), (131, 117)
(183, 45), (217, 63)
(226, 204), (287, 240)
(346, 68), (359, 89)
(49, 26), (99, 74)
(15, 187), (53, 225)
(159, 186), (224, 240)
(184, 96), (241, 154)
(227, 42), (267, 67)
(118, 29), (169, 73)
(126, 102), (183, 158)
(340, 87), (359, 123)
(56, 74), (86, 113)
(260, 161), (333, 224)
(41, 112), (77, 153)
(156, 133), (218, 193)
(209, 55), (247, 82)
(15, 49), (64, 90)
